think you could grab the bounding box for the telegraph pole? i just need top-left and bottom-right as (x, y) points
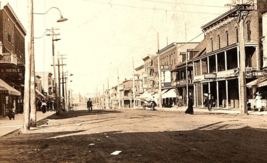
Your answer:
(29, 0), (36, 127)
(132, 56), (135, 109)
(117, 69), (121, 109)
(57, 57), (61, 111)
(46, 28), (60, 115)
(157, 32), (162, 109)
(59, 54), (67, 111)
(238, 8), (250, 114)
(107, 78), (110, 109)
(24, 0), (33, 131)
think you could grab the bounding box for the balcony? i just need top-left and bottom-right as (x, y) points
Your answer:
(161, 65), (172, 70)
(0, 53), (17, 66)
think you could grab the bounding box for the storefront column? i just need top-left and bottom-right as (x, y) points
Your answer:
(194, 84), (196, 107)
(201, 83), (203, 107)
(224, 51), (227, 71)
(207, 57), (210, 73)
(238, 77), (241, 108)
(226, 80), (229, 108)
(215, 53), (218, 72)
(216, 81), (219, 108)
(237, 46), (240, 68)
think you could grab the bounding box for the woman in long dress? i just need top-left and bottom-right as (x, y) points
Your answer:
(255, 92), (262, 111)
(185, 96), (194, 114)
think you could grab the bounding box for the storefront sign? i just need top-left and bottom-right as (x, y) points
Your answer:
(204, 73), (216, 79)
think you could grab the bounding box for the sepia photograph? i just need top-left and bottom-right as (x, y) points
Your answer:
(1, 0), (267, 162)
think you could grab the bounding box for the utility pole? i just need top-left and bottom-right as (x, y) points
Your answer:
(24, 0), (33, 131)
(132, 56), (135, 109)
(57, 57), (61, 111)
(117, 69), (121, 109)
(107, 78), (110, 109)
(157, 32), (162, 109)
(46, 28), (60, 115)
(59, 54), (67, 111)
(185, 22), (189, 107)
(103, 84), (105, 109)
(238, 8), (250, 114)
(29, 0), (36, 127)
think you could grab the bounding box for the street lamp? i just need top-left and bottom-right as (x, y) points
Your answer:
(34, 7), (68, 23)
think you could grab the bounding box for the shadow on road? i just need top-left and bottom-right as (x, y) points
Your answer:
(36, 110), (122, 126)
(1, 122), (267, 163)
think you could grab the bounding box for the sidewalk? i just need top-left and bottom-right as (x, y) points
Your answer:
(142, 105), (267, 115)
(0, 111), (55, 137)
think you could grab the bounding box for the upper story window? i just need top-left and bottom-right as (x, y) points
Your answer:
(210, 38), (213, 51)
(226, 31), (229, 46)
(218, 35), (220, 49)
(247, 21), (251, 41)
(235, 27), (238, 43)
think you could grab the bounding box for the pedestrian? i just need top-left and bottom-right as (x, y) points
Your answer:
(255, 91), (262, 112)
(87, 98), (93, 112)
(41, 99), (47, 113)
(185, 94), (194, 115)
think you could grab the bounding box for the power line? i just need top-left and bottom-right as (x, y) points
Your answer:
(142, 0), (229, 8)
(83, 0), (225, 15)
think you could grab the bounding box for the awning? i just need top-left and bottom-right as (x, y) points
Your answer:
(139, 91), (151, 99)
(35, 89), (45, 99)
(153, 89), (168, 99)
(246, 77), (266, 88)
(258, 80), (267, 87)
(0, 79), (21, 96)
(162, 89), (177, 98)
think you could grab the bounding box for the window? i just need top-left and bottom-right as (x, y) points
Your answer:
(210, 38), (213, 51)
(218, 35), (220, 49)
(226, 31), (229, 46)
(235, 27), (238, 43)
(247, 21), (251, 41)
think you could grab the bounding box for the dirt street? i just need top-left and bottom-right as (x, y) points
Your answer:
(1, 105), (267, 163)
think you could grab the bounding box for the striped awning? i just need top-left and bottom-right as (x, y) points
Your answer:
(0, 79), (21, 96)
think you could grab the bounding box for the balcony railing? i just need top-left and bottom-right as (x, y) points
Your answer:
(0, 53), (17, 65)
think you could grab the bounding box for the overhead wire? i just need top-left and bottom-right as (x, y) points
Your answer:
(83, 0), (226, 15)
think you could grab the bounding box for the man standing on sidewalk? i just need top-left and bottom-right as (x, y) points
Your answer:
(87, 98), (93, 112)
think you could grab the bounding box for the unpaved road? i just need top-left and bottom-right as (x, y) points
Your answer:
(1, 105), (267, 163)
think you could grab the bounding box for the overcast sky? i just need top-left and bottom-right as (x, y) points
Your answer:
(4, 0), (232, 96)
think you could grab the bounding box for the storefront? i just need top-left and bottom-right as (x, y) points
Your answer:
(0, 79), (21, 117)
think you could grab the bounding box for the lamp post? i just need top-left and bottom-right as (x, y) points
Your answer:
(24, 0), (68, 131)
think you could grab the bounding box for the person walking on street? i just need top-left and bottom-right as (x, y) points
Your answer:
(185, 94), (194, 115)
(41, 99), (47, 113)
(87, 98), (93, 112)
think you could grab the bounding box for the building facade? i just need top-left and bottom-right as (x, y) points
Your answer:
(0, 3), (26, 117)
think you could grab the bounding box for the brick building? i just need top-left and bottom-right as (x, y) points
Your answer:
(0, 3), (26, 117)
(191, 0), (267, 109)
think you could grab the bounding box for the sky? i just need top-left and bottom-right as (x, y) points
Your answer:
(3, 0), (232, 96)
